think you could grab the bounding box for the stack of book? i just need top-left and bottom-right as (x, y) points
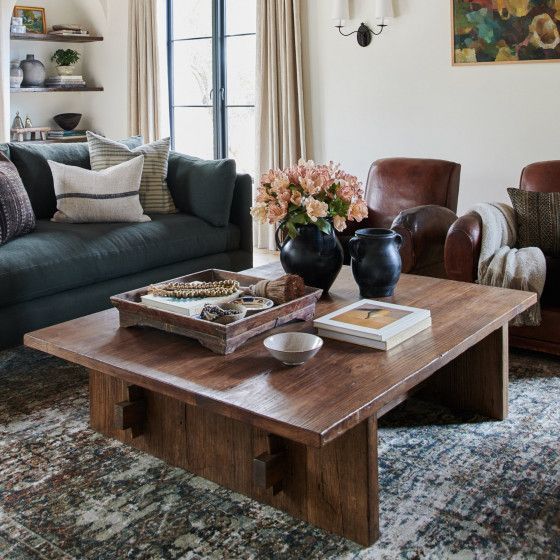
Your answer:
(45, 76), (86, 88)
(313, 299), (432, 351)
(50, 24), (89, 36)
(141, 289), (244, 317)
(47, 130), (87, 140)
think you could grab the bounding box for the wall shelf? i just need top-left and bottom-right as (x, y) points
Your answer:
(10, 33), (103, 43)
(11, 86), (104, 93)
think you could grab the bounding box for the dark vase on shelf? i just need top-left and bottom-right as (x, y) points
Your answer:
(349, 228), (402, 298)
(276, 223), (343, 294)
(20, 54), (46, 87)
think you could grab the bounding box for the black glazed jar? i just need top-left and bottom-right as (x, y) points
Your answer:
(276, 223), (343, 294)
(349, 228), (402, 297)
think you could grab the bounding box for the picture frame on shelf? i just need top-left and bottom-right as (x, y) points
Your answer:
(13, 6), (46, 34)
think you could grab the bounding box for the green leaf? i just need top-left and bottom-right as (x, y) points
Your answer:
(316, 218), (332, 235)
(286, 221), (299, 239)
(291, 212), (308, 224)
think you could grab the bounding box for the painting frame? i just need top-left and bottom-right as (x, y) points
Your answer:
(451, 0), (560, 66)
(13, 5), (47, 35)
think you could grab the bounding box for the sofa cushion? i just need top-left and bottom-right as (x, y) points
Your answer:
(167, 151), (237, 227)
(0, 154), (35, 245)
(0, 213), (240, 307)
(8, 136), (143, 219)
(88, 132), (176, 214)
(49, 157), (149, 223)
(508, 187), (560, 256)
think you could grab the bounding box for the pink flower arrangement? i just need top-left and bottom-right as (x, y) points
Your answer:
(251, 159), (368, 238)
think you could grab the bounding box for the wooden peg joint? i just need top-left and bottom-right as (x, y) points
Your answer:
(253, 434), (287, 494)
(114, 385), (146, 438)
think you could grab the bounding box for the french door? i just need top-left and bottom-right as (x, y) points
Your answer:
(167, 0), (256, 175)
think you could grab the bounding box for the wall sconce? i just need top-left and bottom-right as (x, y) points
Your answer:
(332, 0), (394, 47)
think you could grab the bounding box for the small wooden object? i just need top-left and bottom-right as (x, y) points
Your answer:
(11, 126), (50, 141)
(114, 385), (146, 438)
(253, 435), (286, 495)
(111, 269), (322, 355)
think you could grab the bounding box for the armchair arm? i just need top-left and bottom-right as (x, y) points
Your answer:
(392, 205), (457, 278)
(230, 173), (253, 254)
(444, 212), (482, 283)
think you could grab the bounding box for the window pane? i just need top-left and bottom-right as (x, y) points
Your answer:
(228, 107), (255, 176)
(226, 35), (256, 105)
(174, 107), (214, 159)
(172, 0), (212, 40)
(226, 0), (256, 35)
(173, 39), (213, 106)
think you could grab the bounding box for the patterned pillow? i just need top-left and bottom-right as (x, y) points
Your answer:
(87, 131), (176, 214)
(508, 188), (560, 256)
(49, 157), (150, 223)
(0, 153), (35, 245)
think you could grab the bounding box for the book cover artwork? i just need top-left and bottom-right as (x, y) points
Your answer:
(331, 304), (412, 330)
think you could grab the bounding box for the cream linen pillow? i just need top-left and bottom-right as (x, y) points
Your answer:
(48, 156), (150, 223)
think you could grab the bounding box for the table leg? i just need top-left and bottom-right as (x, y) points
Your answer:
(89, 369), (380, 546)
(420, 325), (508, 420)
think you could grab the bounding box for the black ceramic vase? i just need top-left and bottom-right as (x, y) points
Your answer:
(276, 223), (343, 293)
(349, 228), (402, 297)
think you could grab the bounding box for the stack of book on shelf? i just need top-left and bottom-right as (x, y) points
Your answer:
(45, 76), (86, 88)
(50, 24), (89, 36)
(313, 299), (431, 351)
(47, 130), (87, 141)
(141, 288), (244, 317)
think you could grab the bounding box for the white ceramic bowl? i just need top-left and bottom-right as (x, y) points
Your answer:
(263, 332), (323, 366)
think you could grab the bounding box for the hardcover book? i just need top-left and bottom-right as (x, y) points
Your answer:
(141, 290), (243, 317)
(314, 299), (431, 348)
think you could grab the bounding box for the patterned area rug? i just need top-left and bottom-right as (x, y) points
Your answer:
(0, 346), (559, 560)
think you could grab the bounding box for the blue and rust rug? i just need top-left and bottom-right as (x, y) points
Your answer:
(0, 347), (558, 559)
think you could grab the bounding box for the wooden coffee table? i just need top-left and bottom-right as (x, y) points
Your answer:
(24, 264), (535, 546)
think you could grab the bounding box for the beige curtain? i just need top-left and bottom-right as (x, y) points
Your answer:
(255, 0), (307, 250)
(128, 0), (160, 142)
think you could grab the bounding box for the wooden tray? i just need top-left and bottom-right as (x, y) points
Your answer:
(110, 269), (323, 355)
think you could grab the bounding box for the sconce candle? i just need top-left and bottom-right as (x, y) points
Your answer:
(332, 0), (349, 26)
(333, 0), (393, 47)
(375, 0), (394, 24)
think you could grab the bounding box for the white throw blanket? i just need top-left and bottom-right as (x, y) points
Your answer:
(471, 203), (546, 327)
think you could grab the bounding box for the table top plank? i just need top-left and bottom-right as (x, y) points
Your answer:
(24, 264), (536, 447)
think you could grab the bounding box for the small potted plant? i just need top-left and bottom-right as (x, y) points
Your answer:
(51, 49), (80, 76)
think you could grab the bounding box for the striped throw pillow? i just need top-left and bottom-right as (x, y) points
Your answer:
(49, 157), (150, 223)
(508, 188), (560, 256)
(87, 131), (176, 214)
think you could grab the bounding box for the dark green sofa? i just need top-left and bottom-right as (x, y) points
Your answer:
(0, 141), (252, 349)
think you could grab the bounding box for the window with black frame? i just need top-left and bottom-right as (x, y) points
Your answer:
(167, 0), (256, 176)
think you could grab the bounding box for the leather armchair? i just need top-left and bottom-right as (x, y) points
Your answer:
(339, 158), (461, 278)
(444, 160), (560, 355)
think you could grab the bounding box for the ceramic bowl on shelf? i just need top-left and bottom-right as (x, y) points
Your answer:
(263, 332), (323, 366)
(53, 113), (82, 131)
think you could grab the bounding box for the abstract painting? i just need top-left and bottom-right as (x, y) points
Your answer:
(452, 0), (560, 64)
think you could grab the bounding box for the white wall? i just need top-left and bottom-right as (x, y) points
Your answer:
(301, 0), (560, 212)
(8, 0), (128, 139)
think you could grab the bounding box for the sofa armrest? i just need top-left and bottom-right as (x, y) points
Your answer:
(444, 212), (482, 283)
(230, 173), (253, 254)
(392, 205), (457, 278)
